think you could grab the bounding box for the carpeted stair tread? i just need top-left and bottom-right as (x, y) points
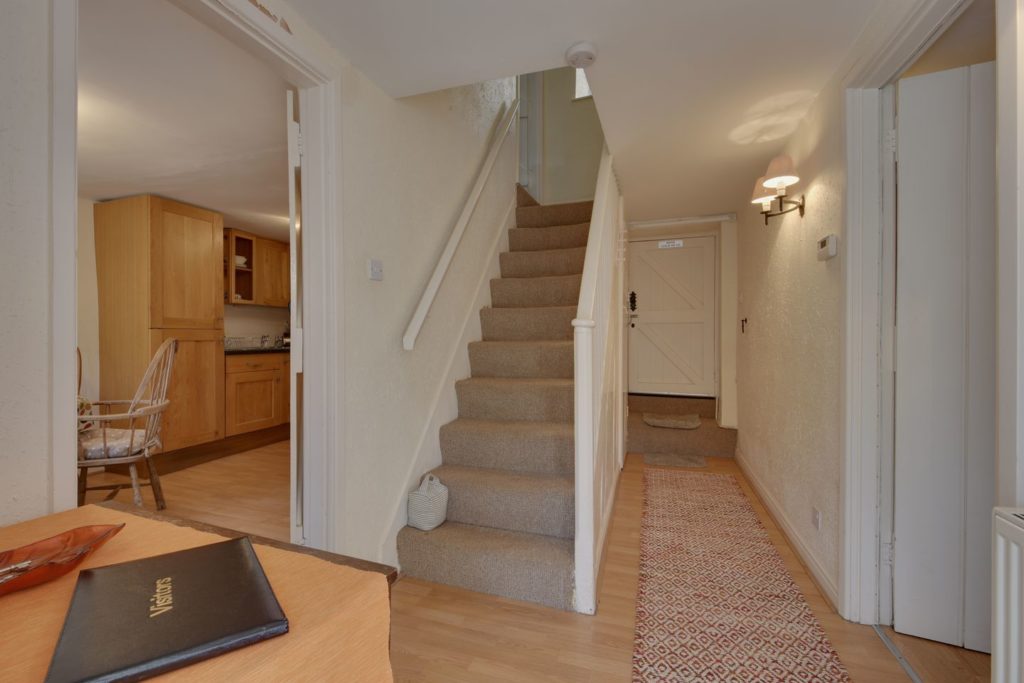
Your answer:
(490, 274), (582, 308)
(456, 377), (574, 422)
(628, 394), (717, 419)
(516, 200), (593, 228)
(469, 340), (573, 379)
(500, 247), (586, 278)
(430, 465), (574, 539)
(440, 419), (574, 475)
(509, 223), (589, 252)
(397, 522), (574, 610)
(479, 306), (576, 341)
(627, 413), (736, 458)
(516, 184), (540, 207)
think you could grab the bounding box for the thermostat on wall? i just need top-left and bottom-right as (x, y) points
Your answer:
(817, 234), (838, 261)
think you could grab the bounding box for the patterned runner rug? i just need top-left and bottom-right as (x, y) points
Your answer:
(632, 469), (849, 682)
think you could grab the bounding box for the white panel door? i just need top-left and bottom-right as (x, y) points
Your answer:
(894, 63), (995, 651)
(628, 237), (716, 396)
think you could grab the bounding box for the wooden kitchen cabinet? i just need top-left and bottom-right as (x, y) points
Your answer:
(94, 195), (225, 452)
(225, 353), (289, 436)
(256, 238), (290, 307)
(225, 229), (290, 308)
(150, 329), (225, 450)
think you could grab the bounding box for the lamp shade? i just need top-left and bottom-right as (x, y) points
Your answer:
(762, 154), (799, 190)
(750, 176), (775, 205)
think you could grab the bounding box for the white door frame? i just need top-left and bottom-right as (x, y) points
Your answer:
(50, 0), (341, 551)
(840, 0), (975, 623)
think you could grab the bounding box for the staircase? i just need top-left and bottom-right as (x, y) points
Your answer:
(397, 190), (592, 611)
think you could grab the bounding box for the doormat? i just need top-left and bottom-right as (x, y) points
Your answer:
(642, 413), (701, 430)
(632, 469), (849, 682)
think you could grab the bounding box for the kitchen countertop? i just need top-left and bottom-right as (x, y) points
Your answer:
(224, 347), (290, 356)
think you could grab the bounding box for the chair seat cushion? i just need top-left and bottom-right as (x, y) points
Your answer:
(78, 428), (148, 461)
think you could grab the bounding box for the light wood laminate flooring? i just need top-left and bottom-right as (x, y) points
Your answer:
(84, 447), (990, 681)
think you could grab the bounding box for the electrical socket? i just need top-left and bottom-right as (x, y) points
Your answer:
(811, 508), (822, 532)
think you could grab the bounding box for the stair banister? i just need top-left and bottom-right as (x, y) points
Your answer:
(403, 99), (520, 351)
(573, 147), (625, 614)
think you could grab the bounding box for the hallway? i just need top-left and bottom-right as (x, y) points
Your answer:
(88, 448), (989, 681)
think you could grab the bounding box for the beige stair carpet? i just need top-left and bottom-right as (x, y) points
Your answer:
(643, 453), (707, 468)
(397, 191), (593, 611)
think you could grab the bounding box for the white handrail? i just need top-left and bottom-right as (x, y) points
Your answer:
(403, 99), (520, 351)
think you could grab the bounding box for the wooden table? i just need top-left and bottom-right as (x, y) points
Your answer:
(0, 503), (397, 682)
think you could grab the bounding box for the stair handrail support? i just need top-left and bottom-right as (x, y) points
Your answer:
(572, 147), (624, 614)
(403, 98), (521, 351)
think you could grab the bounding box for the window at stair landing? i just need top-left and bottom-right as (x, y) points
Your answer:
(574, 69), (592, 100)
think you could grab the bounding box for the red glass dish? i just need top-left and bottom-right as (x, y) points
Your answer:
(0, 524), (124, 598)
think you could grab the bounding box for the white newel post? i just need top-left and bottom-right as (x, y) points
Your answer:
(573, 319), (596, 614)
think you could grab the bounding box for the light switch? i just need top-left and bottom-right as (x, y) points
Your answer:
(368, 258), (384, 281)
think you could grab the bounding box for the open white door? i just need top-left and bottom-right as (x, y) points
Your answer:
(628, 236), (716, 397)
(286, 91), (305, 545)
(893, 63), (995, 651)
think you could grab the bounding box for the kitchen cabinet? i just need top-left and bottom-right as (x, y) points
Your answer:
(94, 195), (225, 452)
(225, 353), (289, 436)
(225, 229), (290, 308)
(150, 329), (225, 450)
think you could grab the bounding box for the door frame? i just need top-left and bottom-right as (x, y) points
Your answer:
(626, 231), (719, 399)
(840, 0), (975, 624)
(51, 0), (341, 551)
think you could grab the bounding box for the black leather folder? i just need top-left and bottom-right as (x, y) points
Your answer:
(45, 537), (288, 683)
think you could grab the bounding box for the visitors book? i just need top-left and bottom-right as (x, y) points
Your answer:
(45, 537), (288, 682)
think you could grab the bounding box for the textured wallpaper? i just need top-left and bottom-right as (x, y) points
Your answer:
(736, 79), (846, 590)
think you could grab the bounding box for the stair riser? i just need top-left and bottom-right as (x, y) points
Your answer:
(628, 394), (717, 419)
(516, 201), (593, 228)
(397, 526), (574, 610)
(479, 307), (575, 341)
(469, 343), (573, 379)
(509, 224), (589, 252)
(456, 382), (574, 422)
(440, 423), (574, 475)
(627, 414), (738, 458)
(500, 248), (585, 278)
(490, 276), (581, 308)
(436, 470), (574, 539)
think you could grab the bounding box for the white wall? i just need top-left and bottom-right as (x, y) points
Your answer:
(77, 199), (100, 400)
(270, 3), (519, 563)
(224, 306), (289, 339)
(542, 67), (605, 204)
(736, 77), (846, 603)
(0, 0), (55, 524)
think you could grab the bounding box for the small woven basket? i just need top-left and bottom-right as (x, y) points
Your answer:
(408, 474), (448, 531)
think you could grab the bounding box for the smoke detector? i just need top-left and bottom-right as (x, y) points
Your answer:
(565, 42), (597, 69)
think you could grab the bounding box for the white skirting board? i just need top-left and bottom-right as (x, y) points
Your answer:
(993, 508), (1024, 683)
(735, 446), (840, 609)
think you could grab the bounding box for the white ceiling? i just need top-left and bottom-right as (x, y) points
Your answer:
(288, 0), (885, 220)
(78, 0), (291, 239)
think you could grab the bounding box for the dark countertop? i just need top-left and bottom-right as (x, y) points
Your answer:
(224, 347), (290, 356)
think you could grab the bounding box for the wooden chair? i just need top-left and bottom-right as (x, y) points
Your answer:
(77, 339), (178, 509)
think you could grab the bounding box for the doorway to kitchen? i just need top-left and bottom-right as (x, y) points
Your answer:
(60, 0), (337, 549)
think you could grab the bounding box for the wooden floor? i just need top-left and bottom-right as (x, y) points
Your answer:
(83, 440), (290, 541)
(84, 448), (991, 682)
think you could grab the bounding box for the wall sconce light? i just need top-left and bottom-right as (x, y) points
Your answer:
(751, 154), (805, 226)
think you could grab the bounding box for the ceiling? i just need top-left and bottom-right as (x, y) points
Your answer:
(288, 0), (885, 220)
(78, 0), (291, 239)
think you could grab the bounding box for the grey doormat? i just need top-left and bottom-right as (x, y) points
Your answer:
(643, 413), (701, 430)
(643, 453), (707, 468)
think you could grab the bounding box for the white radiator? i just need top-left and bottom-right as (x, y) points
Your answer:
(994, 508), (1024, 682)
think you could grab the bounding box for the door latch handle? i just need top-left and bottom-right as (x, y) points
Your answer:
(741, 318), (748, 333)
(629, 291), (637, 312)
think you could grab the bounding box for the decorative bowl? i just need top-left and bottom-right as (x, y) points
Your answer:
(0, 524), (124, 597)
